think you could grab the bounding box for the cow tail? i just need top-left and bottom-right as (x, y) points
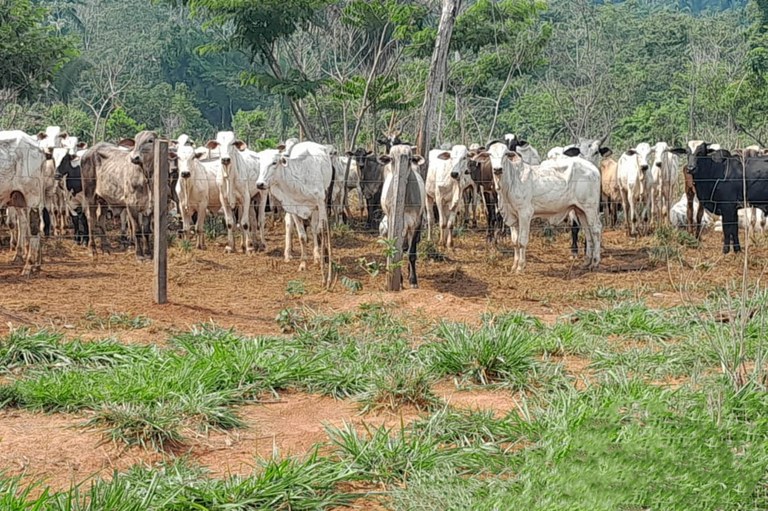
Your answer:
(326, 159), (336, 216)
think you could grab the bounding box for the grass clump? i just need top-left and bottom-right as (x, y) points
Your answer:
(0, 329), (70, 370)
(327, 422), (451, 484)
(358, 365), (441, 413)
(412, 407), (521, 448)
(86, 402), (186, 450)
(428, 321), (535, 386)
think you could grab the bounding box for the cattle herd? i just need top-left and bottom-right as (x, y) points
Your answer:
(2, 125), (767, 287)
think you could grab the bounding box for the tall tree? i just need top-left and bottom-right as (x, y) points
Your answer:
(416, 0), (460, 157)
(0, 0), (76, 97)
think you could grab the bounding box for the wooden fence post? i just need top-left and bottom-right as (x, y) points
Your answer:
(386, 150), (410, 291)
(153, 139), (169, 304)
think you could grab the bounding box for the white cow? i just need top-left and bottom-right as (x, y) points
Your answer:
(651, 142), (680, 226)
(670, 194), (713, 230)
(204, 131), (267, 253)
(172, 144), (223, 250)
(256, 141), (333, 274)
(377, 145), (427, 288)
(37, 126), (74, 238)
(714, 208), (767, 238)
(617, 142), (653, 236)
(426, 145), (469, 248)
(503, 134), (541, 165)
(477, 142), (602, 272)
(0, 131), (47, 275)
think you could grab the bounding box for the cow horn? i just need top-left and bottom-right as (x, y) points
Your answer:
(599, 133), (609, 146)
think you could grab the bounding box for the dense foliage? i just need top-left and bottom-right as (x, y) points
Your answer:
(0, 0), (765, 152)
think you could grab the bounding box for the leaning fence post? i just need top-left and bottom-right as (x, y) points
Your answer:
(153, 139), (169, 304)
(386, 148), (410, 291)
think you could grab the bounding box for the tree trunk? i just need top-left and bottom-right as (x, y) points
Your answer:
(416, 0), (460, 159)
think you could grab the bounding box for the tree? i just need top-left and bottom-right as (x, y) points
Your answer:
(0, 0), (77, 96)
(105, 108), (144, 142)
(417, 0), (460, 157)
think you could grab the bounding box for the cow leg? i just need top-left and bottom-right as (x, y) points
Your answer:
(620, 188), (632, 237)
(570, 216), (579, 258)
(196, 207), (207, 250)
(446, 206), (456, 249)
(42, 208), (52, 238)
(721, 207), (738, 254)
(256, 191), (267, 251)
(221, 202), (237, 253)
(484, 190), (495, 243)
(426, 195), (435, 242)
(509, 216), (520, 270)
(408, 220), (422, 288)
(298, 216), (309, 272)
(516, 214), (531, 273)
(695, 203), (705, 240)
(284, 213), (294, 262)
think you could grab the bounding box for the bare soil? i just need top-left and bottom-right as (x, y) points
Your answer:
(1, 221), (765, 493)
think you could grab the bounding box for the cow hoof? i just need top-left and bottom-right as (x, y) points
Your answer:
(246, 247), (255, 255)
(723, 246), (731, 255)
(410, 283), (419, 289)
(298, 262), (307, 271)
(734, 245), (742, 254)
(224, 246), (234, 254)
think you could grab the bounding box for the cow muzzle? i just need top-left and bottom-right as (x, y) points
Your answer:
(493, 167), (503, 176)
(655, 162), (662, 168)
(256, 182), (267, 190)
(181, 172), (191, 179)
(131, 156), (141, 165)
(221, 157), (231, 166)
(450, 171), (460, 179)
(640, 165), (649, 171)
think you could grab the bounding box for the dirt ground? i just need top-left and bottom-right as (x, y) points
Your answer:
(1, 220), (766, 493)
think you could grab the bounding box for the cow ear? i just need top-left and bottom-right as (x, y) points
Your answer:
(345, 151), (354, 157)
(473, 152), (491, 162)
(60, 132), (68, 139)
(411, 155), (425, 166)
(366, 150), (374, 156)
(506, 151), (523, 163)
(37, 131), (46, 140)
(279, 157), (288, 166)
(194, 148), (207, 159)
(670, 148), (687, 155)
(118, 138), (135, 149)
(437, 151), (451, 160)
(377, 155), (393, 165)
(77, 142), (87, 149)
(205, 140), (219, 150)
(626, 149), (637, 156)
(599, 147), (612, 157)
(467, 151), (477, 158)
(563, 147), (581, 157)
(234, 140), (248, 151)
(276, 144), (286, 151)
(518, 139), (529, 147)
(168, 151), (178, 161)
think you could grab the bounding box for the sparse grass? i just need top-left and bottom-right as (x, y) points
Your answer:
(0, 329), (70, 370)
(286, 279), (306, 298)
(86, 402), (187, 450)
(428, 321), (536, 386)
(358, 365), (441, 413)
(83, 309), (151, 331)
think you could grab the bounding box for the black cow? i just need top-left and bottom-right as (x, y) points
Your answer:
(54, 153), (89, 246)
(671, 143), (768, 254)
(351, 148), (384, 231)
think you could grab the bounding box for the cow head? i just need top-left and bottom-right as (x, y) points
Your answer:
(633, 142), (652, 172)
(205, 131), (246, 178)
(503, 133), (531, 153)
(473, 142), (521, 177)
(174, 145), (207, 179)
(377, 130), (404, 153)
(574, 135), (612, 167)
(256, 149), (281, 190)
